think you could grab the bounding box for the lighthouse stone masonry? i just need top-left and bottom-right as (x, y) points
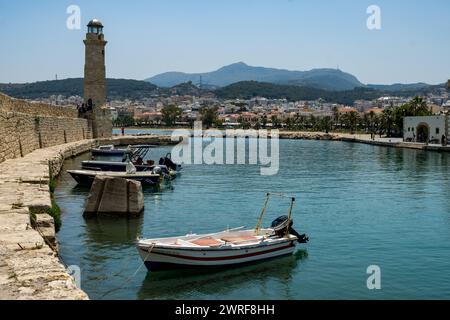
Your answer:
(83, 19), (112, 138)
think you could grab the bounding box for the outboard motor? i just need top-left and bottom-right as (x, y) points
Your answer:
(159, 153), (179, 171)
(152, 166), (163, 175)
(159, 156), (178, 171)
(271, 216), (309, 243)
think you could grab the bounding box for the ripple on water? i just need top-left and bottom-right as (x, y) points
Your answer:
(56, 140), (450, 299)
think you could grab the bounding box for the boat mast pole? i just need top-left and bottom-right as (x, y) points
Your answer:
(255, 193), (270, 235)
(285, 197), (295, 238)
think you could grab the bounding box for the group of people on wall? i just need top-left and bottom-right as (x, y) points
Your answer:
(77, 98), (94, 116)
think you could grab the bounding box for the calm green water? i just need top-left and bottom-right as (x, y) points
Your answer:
(55, 139), (450, 300)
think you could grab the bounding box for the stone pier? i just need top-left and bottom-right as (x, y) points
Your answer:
(0, 140), (98, 300)
(0, 134), (176, 300)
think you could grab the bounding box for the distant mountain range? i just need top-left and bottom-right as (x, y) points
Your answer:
(0, 73), (445, 105)
(146, 62), (364, 91)
(214, 81), (445, 105)
(0, 78), (158, 100)
(145, 62), (440, 92)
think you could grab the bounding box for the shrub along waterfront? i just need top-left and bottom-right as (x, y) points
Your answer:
(113, 97), (433, 137)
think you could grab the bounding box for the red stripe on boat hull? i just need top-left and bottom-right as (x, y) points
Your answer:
(148, 242), (295, 262)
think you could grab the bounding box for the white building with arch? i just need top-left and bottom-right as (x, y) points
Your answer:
(403, 115), (449, 144)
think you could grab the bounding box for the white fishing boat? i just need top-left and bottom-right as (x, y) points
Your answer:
(136, 193), (309, 271)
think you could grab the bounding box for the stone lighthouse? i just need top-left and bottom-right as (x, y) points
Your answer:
(83, 19), (112, 138)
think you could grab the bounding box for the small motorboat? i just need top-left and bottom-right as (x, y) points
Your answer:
(81, 160), (178, 177)
(82, 153), (181, 175)
(136, 193), (309, 271)
(67, 169), (162, 186)
(91, 145), (132, 156)
(89, 144), (181, 173)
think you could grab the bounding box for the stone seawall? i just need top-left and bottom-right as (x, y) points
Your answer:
(340, 136), (450, 152)
(0, 140), (96, 300)
(0, 134), (177, 300)
(0, 93), (92, 163)
(0, 93), (78, 118)
(105, 134), (178, 146)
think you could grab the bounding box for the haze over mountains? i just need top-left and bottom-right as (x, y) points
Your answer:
(0, 62), (444, 105)
(146, 62), (434, 92)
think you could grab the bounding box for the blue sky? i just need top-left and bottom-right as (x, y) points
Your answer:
(0, 0), (449, 85)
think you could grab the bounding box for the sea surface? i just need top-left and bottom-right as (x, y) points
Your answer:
(55, 138), (450, 299)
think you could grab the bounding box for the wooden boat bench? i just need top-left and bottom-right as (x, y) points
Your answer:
(189, 237), (224, 247)
(220, 235), (260, 244)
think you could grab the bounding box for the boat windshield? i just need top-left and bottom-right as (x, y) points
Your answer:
(98, 145), (114, 150)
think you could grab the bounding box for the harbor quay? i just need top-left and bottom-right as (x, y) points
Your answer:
(0, 134), (176, 300)
(116, 128), (450, 153)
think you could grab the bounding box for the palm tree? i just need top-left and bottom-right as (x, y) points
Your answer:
(261, 115), (268, 129)
(409, 96), (428, 116)
(293, 113), (305, 130)
(348, 111), (359, 134)
(309, 114), (316, 131)
(332, 106), (340, 130)
(368, 111), (377, 136)
(382, 107), (394, 137)
(320, 116), (332, 133)
(362, 113), (370, 133)
(271, 115), (280, 129)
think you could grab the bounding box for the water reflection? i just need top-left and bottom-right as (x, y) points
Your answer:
(57, 140), (450, 299)
(84, 216), (144, 246)
(137, 249), (308, 300)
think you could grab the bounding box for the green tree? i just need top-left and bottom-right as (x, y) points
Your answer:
(239, 117), (251, 129)
(271, 115), (280, 128)
(381, 107), (394, 137)
(254, 119), (261, 130)
(161, 104), (182, 127)
(113, 115), (134, 127)
(308, 114), (316, 130)
(341, 111), (359, 134)
(200, 106), (219, 128)
(332, 106), (340, 130)
(389, 97), (432, 136)
(368, 111), (377, 136)
(261, 115), (268, 129)
(293, 114), (306, 131)
(285, 117), (294, 131)
(319, 116), (332, 133)
(409, 96), (429, 116)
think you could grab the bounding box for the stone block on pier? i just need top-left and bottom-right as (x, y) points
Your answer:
(84, 176), (144, 217)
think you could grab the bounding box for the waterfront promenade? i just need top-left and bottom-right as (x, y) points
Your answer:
(336, 133), (450, 152)
(116, 128), (450, 153)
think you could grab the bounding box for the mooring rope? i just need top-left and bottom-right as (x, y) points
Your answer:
(98, 243), (155, 300)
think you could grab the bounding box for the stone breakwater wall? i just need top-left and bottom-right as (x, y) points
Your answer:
(0, 93), (78, 118)
(0, 134), (176, 300)
(0, 140), (96, 300)
(106, 134), (178, 146)
(278, 131), (341, 140)
(170, 131), (341, 140)
(340, 136), (450, 152)
(0, 93), (91, 163)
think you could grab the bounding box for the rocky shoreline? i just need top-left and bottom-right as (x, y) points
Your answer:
(278, 131), (341, 140)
